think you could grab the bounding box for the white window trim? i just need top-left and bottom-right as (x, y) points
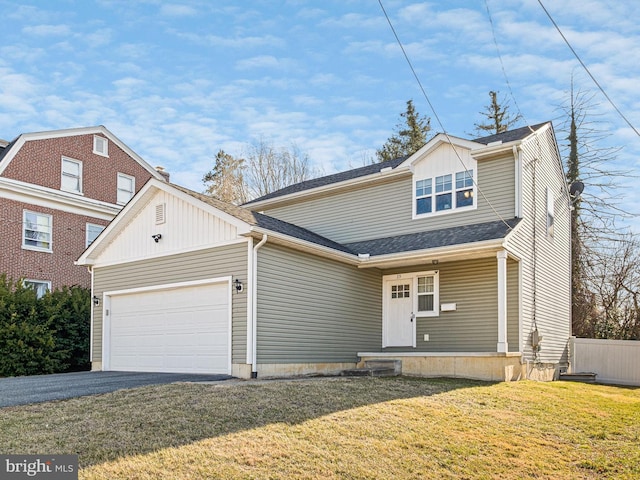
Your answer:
(93, 135), (109, 157)
(117, 172), (135, 205)
(24, 279), (51, 298)
(86, 223), (105, 247)
(22, 210), (53, 252)
(413, 270), (440, 316)
(413, 170), (476, 219)
(546, 186), (555, 238)
(61, 157), (83, 195)
(383, 271), (440, 318)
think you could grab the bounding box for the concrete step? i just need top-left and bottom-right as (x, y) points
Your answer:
(341, 359), (402, 377)
(340, 367), (398, 377)
(560, 372), (597, 383)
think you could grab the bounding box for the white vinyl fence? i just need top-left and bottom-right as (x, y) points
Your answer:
(569, 337), (640, 386)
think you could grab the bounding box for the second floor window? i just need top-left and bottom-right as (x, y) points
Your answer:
(117, 173), (135, 205)
(61, 157), (82, 194)
(23, 211), (52, 252)
(86, 223), (106, 247)
(415, 170), (475, 217)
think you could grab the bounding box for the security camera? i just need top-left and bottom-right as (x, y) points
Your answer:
(152, 234), (162, 243)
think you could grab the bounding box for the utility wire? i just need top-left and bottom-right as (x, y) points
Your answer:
(537, 0), (640, 138)
(377, 0), (514, 231)
(484, 0), (535, 134)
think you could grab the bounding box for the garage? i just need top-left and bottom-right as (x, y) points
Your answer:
(104, 280), (231, 375)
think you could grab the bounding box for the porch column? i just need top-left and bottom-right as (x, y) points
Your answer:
(497, 250), (508, 353)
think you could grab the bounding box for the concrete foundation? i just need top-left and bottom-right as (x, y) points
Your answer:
(256, 362), (357, 379)
(358, 353), (526, 382)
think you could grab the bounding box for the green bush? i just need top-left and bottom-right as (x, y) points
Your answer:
(0, 275), (90, 377)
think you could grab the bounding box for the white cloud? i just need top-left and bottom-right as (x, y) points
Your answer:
(22, 24), (71, 36)
(160, 4), (198, 17)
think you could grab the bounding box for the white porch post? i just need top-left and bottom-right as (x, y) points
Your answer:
(497, 250), (508, 353)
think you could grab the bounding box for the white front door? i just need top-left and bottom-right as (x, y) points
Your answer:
(383, 277), (416, 347)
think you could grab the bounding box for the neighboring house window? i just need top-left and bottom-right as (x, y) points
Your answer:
(455, 170), (474, 207)
(61, 157), (82, 194)
(24, 279), (51, 299)
(547, 187), (554, 237)
(415, 179), (432, 214)
(86, 223), (105, 247)
(417, 273), (438, 313)
(93, 135), (109, 156)
(23, 211), (52, 252)
(117, 173), (135, 204)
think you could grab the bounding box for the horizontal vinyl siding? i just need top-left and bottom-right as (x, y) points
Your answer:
(507, 127), (571, 363)
(262, 155), (516, 243)
(256, 244), (382, 363)
(92, 242), (248, 364)
(383, 257), (519, 353)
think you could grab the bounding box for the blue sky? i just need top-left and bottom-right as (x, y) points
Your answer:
(1, 0), (639, 229)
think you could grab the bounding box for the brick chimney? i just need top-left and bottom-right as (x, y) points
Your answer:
(155, 166), (170, 182)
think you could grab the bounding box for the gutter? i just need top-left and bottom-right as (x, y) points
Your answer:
(251, 234), (268, 377)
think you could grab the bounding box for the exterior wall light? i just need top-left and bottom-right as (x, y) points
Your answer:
(93, 295), (100, 306)
(152, 234), (162, 243)
(234, 278), (244, 293)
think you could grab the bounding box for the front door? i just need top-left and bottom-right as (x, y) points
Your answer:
(383, 277), (416, 347)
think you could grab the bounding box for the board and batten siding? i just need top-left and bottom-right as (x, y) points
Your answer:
(506, 126), (571, 364)
(382, 257), (519, 353)
(96, 188), (241, 265)
(92, 242), (249, 364)
(261, 154), (516, 244)
(256, 244), (382, 363)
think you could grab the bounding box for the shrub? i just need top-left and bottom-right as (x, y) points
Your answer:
(0, 275), (90, 377)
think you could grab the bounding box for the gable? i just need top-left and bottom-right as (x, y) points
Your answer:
(0, 126), (164, 205)
(89, 187), (250, 266)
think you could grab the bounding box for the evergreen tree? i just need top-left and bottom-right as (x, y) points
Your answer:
(202, 150), (247, 205)
(474, 91), (522, 135)
(376, 100), (431, 162)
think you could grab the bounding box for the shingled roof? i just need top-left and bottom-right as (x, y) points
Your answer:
(246, 123), (549, 205)
(244, 155), (407, 204)
(472, 122), (548, 145)
(345, 218), (520, 256)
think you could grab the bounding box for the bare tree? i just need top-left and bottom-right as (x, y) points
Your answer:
(244, 139), (318, 199)
(557, 78), (637, 338)
(585, 234), (640, 339)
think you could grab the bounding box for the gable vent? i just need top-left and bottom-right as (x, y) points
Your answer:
(155, 203), (166, 225)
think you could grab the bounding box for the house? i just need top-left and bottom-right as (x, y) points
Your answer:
(76, 122), (571, 381)
(0, 126), (167, 294)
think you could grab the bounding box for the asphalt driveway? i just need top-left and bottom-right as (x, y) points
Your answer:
(0, 371), (232, 407)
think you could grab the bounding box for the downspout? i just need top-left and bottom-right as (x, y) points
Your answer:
(251, 234), (268, 377)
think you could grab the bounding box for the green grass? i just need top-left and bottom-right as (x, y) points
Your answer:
(1, 377), (639, 479)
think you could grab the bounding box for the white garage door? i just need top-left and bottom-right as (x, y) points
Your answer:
(106, 282), (230, 374)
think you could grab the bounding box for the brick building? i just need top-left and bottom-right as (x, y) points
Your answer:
(0, 126), (167, 293)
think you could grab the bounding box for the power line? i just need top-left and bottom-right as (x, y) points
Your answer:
(484, 0), (534, 134)
(537, 0), (640, 138)
(377, 0), (514, 231)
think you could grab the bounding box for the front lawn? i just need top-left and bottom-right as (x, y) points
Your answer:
(1, 377), (638, 479)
